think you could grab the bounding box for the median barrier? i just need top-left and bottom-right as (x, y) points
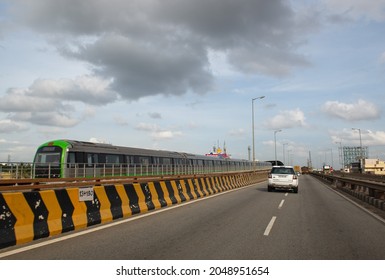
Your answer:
(311, 172), (385, 212)
(0, 172), (267, 249)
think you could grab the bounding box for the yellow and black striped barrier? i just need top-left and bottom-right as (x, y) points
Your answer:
(0, 172), (266, 249)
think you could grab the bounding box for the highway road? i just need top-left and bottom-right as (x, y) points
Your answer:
(1, 174), (385, 260)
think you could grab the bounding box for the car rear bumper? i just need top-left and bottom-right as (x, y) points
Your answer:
(268, 184), (298, 189)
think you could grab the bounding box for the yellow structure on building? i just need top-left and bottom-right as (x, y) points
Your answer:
(363, 159), (385, 175)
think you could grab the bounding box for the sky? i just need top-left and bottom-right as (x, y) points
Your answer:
(1, 0), (385, 169)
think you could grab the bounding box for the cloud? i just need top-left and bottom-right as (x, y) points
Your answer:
(323, 0), (385, 22)
(229, 128), (246, 137)
(362, 130), (385, 146)
(322, 99), (381, 121)
(331, 128), (385, 146)
(64, 33), (213, 99)
(148, 112), (162, 119)
(0, 88), (62, 113)
(135, 122), (159, 132)
(135, 122), (182, 140)
(265, 108), (306, 130)
(380, 51), (385, 64)
(227, 45), (310, 77)
(0, 119), (27, 133)
(13, 112), (80, 127)
(152, 130), (183, 140)
(89, 137), (109, 144)
(113, 116), (129, 126)
(9, 0), (315, 100)
(0, 75), (116, 127)
(28, 76), (118, 105)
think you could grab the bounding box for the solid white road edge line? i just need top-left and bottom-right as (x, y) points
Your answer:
(318, 178), (385, 225)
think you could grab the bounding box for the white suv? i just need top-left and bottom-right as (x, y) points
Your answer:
(268, 166), (299, 193)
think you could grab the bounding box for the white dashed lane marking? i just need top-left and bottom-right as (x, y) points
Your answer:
(263, 216), (277, 236)
(278, 199), (285, 209)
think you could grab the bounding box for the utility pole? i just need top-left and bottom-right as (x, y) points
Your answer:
(274, 129), (282, 165)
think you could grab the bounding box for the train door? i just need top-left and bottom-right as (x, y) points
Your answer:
(66, 152), (76, 177)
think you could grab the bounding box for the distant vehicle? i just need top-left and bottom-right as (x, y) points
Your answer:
(301, 166), (310, 174)
(32, 139), (272, 178)
(268, 166), (299, 193)
(294, 165), (301, 173)
(323, 165), (332, 174)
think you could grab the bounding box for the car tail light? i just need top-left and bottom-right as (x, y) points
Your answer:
(268, 174), (272, 178)
(293, 175), (297, 180)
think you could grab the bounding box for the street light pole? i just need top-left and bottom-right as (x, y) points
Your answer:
(330, 148), (334, 168)
(282, 143), (288, 165)
(252, 96), (265, 163)
(287, 149), (292, 166)
(274, 129), (282, 165)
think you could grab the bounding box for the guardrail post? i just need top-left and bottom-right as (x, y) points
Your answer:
(368, 188), (375, 197)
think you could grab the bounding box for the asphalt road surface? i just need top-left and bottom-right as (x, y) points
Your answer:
(2, 174), (385, 260)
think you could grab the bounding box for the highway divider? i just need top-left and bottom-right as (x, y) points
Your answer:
(311, 172), (385, 211)
(0, 171), (267, 249)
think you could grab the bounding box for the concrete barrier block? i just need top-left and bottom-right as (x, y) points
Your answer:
(0, 172), (267, 249)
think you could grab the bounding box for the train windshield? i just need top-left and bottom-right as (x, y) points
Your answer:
(34, 146), (62, 165)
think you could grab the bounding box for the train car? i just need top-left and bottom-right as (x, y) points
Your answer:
(33, 139), (269, 178)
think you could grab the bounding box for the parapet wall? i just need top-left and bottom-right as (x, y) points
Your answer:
(0, 172), (267, 249)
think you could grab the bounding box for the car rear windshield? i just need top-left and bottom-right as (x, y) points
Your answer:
(271, 167), (295, 174)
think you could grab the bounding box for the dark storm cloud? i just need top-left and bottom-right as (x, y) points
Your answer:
(64, 33), (212, 99)
(11, 0), (315, 100)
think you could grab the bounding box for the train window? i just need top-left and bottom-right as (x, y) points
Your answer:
(68, 152), (76, 164)
(106, 154), (121, 164)
(34, 146), (62, 165)
(205, 160), (213, 166)
(126, 155), (135, 165)
(98, 154), (106, 163)
(162, 158), (172, 165)
(178, 158), (187, 165)
(35, 153), (61, 164)
(87, 153), (98, 166)
(139, 156), (150, 165)
(153, 157), (160, 165)
(75, 152), (84, 164)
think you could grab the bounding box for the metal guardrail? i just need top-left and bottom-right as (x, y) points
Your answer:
(0, 169), (270, 192)
(0, 163), (33, 179)
(331, 171), (385, 183)
(311, 172), (385, 210)
(0, 162), (271, 180)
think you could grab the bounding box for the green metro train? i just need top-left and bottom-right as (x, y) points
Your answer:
(33, 139), (271, 178)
